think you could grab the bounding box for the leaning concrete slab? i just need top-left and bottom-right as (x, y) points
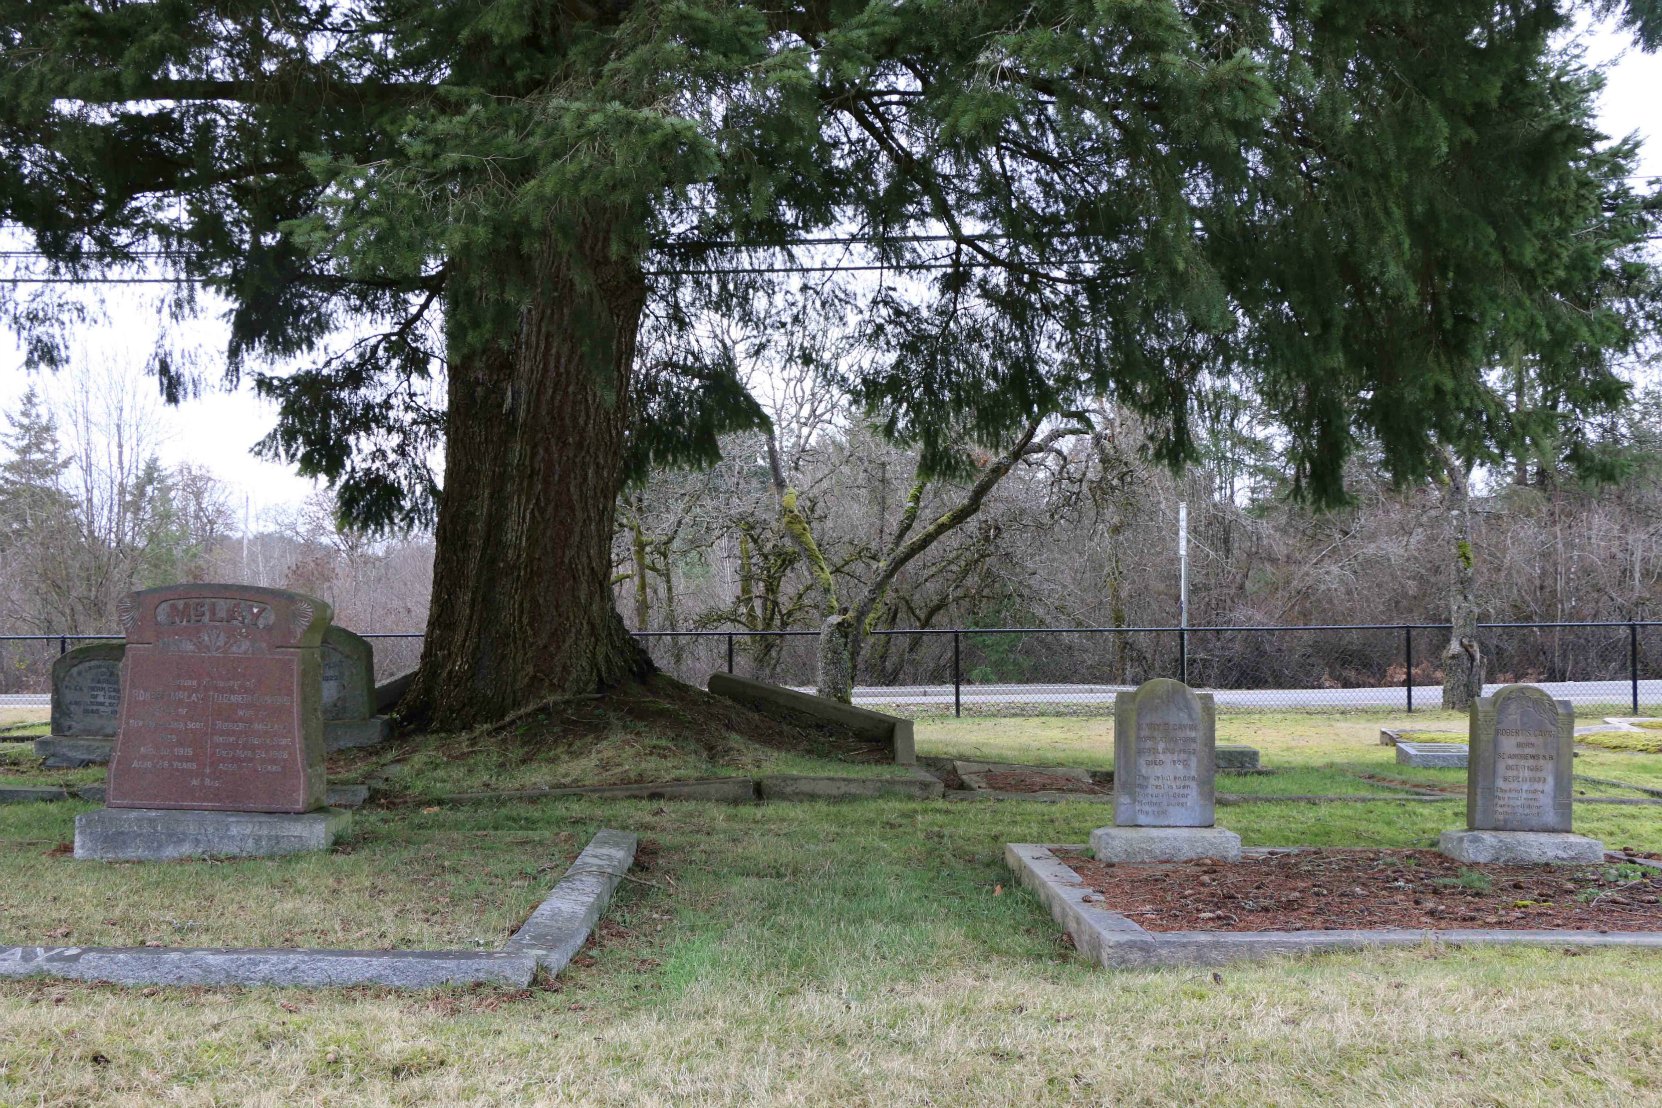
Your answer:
(0, 946), (536, 988)
(706, 673), (915, 764)
(505, 828), (638, 974)
(75, 807), (352, 862)
(1006, 843), (1662, 970)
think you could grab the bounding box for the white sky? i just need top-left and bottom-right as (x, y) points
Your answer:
(2, 18), (1660, 522)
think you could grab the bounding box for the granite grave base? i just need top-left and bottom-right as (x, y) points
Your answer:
(1216, 745), (1261, 771)
(1089, 824), (1243, 863)
(1396, 741), (1468, 768)
(75, 807), (352, 862)
(1439, 829), (1606, 866)
(34, 736), (115, 768)
(324, 716), (392, 751)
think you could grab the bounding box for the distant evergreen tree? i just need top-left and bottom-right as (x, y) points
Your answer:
(1, 0), (1658, 727)
(0, 387), (73, 553)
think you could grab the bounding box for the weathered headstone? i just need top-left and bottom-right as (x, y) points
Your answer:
(1439, 684), (1603, 864)
(74, 584), (351, 861)
(36, 641), (123, 767)
(321, 626), (392, 750)
(1090, 678), (1241, 862)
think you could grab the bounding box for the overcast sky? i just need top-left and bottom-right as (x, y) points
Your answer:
(2, 17), (1660, 523)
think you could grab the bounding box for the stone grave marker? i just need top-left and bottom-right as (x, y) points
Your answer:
(75, 584), (351, 861)
(1090, 678), (1241, 862)
(321, 626), (392, 750)
(1439, 684), (1603, 865)
(36, 641), (123, 767)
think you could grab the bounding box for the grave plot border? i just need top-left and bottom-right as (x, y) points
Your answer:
(0, 829), (637, 989)
(1006, 842), (1662, 970)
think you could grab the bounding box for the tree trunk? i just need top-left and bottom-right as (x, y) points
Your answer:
(401, 223), (653, 731)
(1440, 456), (1484, 711)
(816, 612), (856, 704)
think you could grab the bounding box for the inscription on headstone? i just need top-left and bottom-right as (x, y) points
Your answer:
(1113, 678), (1216, 828)
(1468, 684), (1573, 833)
(106, 585), (332, 814)
(50, 642), (124, 738)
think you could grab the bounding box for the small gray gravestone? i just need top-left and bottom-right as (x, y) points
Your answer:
(320, 626), (391, 750)
(36, 642), (124, 767)
(1090, 678), (1241, 862)
(1439, 684), (1603, 865)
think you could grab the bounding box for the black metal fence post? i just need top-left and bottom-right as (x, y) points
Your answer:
(1631, 622), (1640, 715)
(1404, 625), (1413, 714)
(58, 635), (66, 656)
(1178, 627), (1188, 684)
(953, 631), (962, 718)
(726, 633), (735, 675)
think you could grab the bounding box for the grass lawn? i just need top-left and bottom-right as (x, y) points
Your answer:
(2, 789), (1661, 1105)
(0, 709), (1659, 1103)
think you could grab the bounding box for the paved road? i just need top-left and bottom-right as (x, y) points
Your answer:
(3, 678), (1657, 714)
(843, 679), (1662, 711)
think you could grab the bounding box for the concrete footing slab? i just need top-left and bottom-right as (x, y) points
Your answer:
(1216, 745), (1260, 771)
(1396, 741), (1469, 768)
(34, 736), (114, 767)
(324, 716), (392, 751)
(74, 807), (352, 861)
(1089, 825), (1242, 863)
(1007, 843), (1662, 969)
(1439, 829), (1606, 865)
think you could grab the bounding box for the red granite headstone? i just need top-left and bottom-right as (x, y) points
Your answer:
(106, 585), (332, 814)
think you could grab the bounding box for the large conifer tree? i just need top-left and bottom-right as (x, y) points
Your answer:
(2, 0), (1657, 727)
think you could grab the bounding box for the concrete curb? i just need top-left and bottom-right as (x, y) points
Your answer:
(758, 769), (943, 801)
(1006, 842), (1662, 970)
(0, 946), (537, 988)
(504, 828), (638, 974)
(438, 778), (757, 804)
(1, 783), (371, 809)
(0, 829), (637, 989)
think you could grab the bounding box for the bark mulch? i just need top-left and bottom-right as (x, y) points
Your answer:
(1058, 848), (1662, 933)
(980, 770), (1107, 795)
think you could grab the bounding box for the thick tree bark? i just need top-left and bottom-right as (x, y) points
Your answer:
(1440, 455), (1485, 711)
(401, 222), (653, 731)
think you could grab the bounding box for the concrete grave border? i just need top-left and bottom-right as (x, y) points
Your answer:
(1006, 842), (1662, 969)
(0, 829), (637, 989)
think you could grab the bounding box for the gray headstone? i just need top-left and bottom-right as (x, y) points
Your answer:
(320, 626), (374, 721)
(1113, 678), (1216, 828)
(1468, 684), (1575, 833)
(50, 642), (125, 738)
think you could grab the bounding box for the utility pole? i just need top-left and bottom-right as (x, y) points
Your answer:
(1178, 501), (1189, 683)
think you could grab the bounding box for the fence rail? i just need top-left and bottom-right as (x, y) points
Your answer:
(5, 621), (1660, 718)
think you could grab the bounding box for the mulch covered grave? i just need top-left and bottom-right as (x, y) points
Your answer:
(1058, 848), (1662, 932)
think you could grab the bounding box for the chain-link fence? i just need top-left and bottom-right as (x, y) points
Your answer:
(3, 622), (1660, 718)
